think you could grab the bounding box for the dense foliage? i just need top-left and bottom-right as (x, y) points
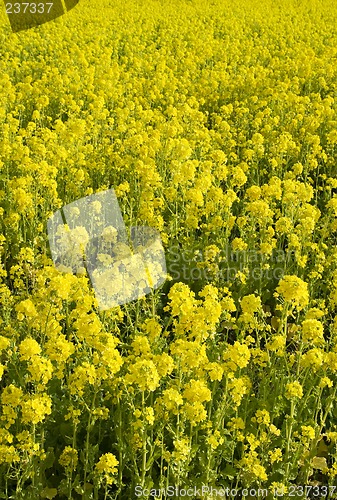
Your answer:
(1, 0), (337, 497)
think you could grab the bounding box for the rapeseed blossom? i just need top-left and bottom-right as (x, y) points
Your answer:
(59, 447), (78, 472)
(285, 381), (303, 400)
(95, 453), (119, 484)
(1, 0), (337, 493)
(276, 275), (309, 311)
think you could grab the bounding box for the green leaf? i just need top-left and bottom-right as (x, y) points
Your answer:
(40, 487), (58, 499)
(40, 448), (55, 472)
(223, 463), (237, 480)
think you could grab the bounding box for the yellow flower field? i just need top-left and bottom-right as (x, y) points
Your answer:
(1, 0), (337, 497)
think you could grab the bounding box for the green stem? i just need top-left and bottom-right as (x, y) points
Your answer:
(284, 400), (295, 481)
(141, 391), (147, 488)
(68, 423), (77, 500)
(84, 391), (97, 487)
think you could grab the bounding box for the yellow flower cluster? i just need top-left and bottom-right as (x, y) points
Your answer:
(1, 0), (337, 494)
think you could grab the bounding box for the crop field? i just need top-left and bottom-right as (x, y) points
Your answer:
(1, 0), (337, 497)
